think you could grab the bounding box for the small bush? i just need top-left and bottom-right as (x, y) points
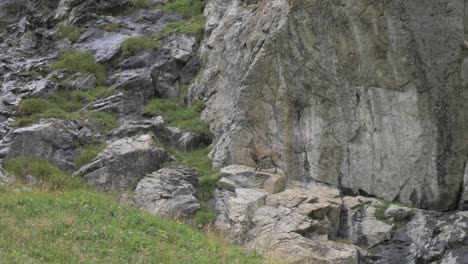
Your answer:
(120, 36), (161, 57)
(75, 144), (107, 168)
(5, 158), (83, 190)
(57, 25), (84, 43)
(17, 98), (54, 115)
(193, 204), (217, 226)
(375, 201), (391, 221)
(54, 51), (106, 85)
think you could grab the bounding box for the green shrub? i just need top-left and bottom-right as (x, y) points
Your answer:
(120, 36), (161, 57)
(375, 201), (391, 221)
(17, 98), (54, 115)
(75, 144), (107, 168)
(57, 25), (84, 43)
(54, 51), (106, 84)
(5, 158), (84, 190)
(193, 204), (217, 227)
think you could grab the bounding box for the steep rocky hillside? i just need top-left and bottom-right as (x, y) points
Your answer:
(1, 0), (468, 263)
(194, 0), (468, 211)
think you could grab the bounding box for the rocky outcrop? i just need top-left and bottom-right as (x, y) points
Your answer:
(214, 167), (360, 263)
(135, 167), (200, 218)
(197, 0), (468, 210)
(214, 165), (468, 263)
(5, 122), (77, 171)
(167, 126), (209, 152)
(74, 134), (172, 190)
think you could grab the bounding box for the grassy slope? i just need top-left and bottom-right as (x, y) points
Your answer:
(0, 189), (263, 263)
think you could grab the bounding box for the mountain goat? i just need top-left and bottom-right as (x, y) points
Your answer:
(248, 138), (281, 173)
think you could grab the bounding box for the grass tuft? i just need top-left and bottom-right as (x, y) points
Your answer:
(5, 158), (84, 191)
(164, 15), (205, 41)
(57, 25), (84, 43)
(120, 36), (161, 57)
(54, 51), (106, 85)
(75, 144), (107, 168)
(164, 0), (205, 19)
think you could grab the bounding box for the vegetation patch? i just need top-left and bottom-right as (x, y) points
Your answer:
(85, 111), (119, 135)
(162, 0), (206, 41)
(375, 201), (391, 221)
(5, 158), (83, 191)
(141, 98), (210, 139)
(14, 87), (118, 133)
(54, 51), (106, 85)
(75, 144), (107, 168)
(120, 36), (161, 57)
(57, 25), (84, 43)
(0, 189), (262, 263)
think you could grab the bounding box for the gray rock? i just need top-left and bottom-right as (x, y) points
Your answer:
(180, 56), (201, 84)
(150, 35), (197, 98)
(112, 116), (169, 143)
(217, 164), (285, 193)
(0, 166), (12, 185)
(339, 196), (394, 247)
(74, 134), (171, 190)
(384, 204), (413, 222)
(110, 68), (154, 99)
(75, 28), (129, 62)
(135, 167), (200, 218)
(72, 74), (96, 90)
(81, 92), (123, 113)
(214, 168), (356, 263)
(118, 52), (158, 70)
(167, 126), (208, 152)
(56, 0), (131, 24)
(7, 122), (77, 171)
(197, 0), (468, 211)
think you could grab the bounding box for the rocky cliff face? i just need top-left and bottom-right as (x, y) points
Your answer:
(194, 0), (468, 211)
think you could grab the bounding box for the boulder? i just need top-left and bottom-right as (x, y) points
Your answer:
(112, 116), (167, 140)
(72, 74), (96, 90)
(56, 0), (131, 24)
(7, 122), (77, 171)
(135, 167), (200, 218)
(110, 68), (154, 99)
(167, 126), (208, 152)
(384, 204), (413, 222)
(75, 28), (129, 62)
(74, 134), (171, 190)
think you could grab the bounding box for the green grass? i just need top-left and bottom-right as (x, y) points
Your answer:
(163, 0), (206, 41)
(54, 51), (106, 85)
(120, 36), (161, 57)
(0, 189), (263, 263)
(75, 144), (107, 168)
(5, 158), (84, 191)
(165, 0), (205, 19)
(141, 99), (210, 139)
(14, 87), (118, 134)
(57, 25), (84, 43)
(132, 0), (153, 8)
